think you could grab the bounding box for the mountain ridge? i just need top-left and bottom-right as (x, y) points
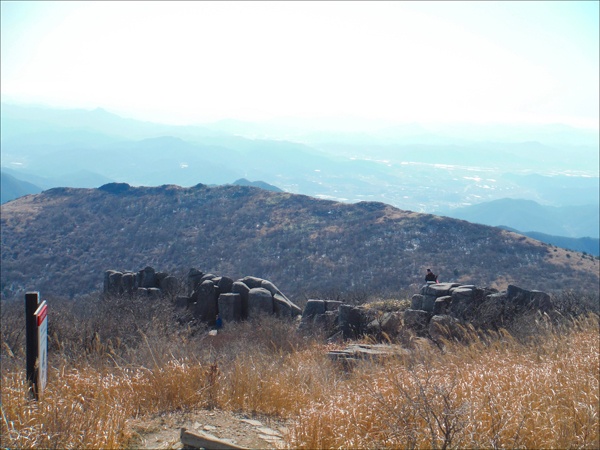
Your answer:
(2, 183), (597, 301)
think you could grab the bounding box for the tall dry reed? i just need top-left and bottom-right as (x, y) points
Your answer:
(2, 310), (598, 449)
(286, 315), (600, 449)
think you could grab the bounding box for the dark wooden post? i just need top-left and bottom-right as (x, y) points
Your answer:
(25, 291), (40, 399)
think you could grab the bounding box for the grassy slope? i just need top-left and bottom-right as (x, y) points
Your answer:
(1, 308), (598, 449)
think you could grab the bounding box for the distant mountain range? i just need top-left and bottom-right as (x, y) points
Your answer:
(0, 171), (43, 203)
(498, 228), (599, 258)
(2, 102), (598, 259)
(1, 183), (597, 301)
(437, 198), (599, 239)
(2, 102), (598, 211)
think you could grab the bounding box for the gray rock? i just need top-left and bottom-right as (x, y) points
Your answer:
(260, 279), (279, 296)
(218, 293), (242, 322)
(160, 275), (179, 295)
(314, 311), (338, 331)
(187, 268), (204, 294)
(141, 266), (157, 288)
(531, 290), (552, 312)
(104, 270), (118, 294)
(195, 280), (218, 324)
(450, 287), (477, 320)
(421, 282), (461, 297)
(239, 276), (264, 289)
(411, 294), (424, 310)
(273, 294), (292, 317)
(217, 276), (234, 294)
(507, 285), (552, 312)
(231, 281), (250, 319)
(107, 271), (123, 295)
(433, 296), (452, 315)
(403, 309), (431, 336)
(380, 312), (402, 336)
(156, 272), (168, 283)
(248, 287), (274, 316)
(122, 272), (136, 296)
(274, 292), (301, 317)
(325, 300), (342, 311)
(339, 304), (366, 339)
(303, 300), (326, 320)
(422, 295), (436, 312)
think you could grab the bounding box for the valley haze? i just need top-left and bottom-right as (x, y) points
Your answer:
(2, 103), (599, 253)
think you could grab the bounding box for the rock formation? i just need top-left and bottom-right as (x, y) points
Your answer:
(301, 282), (553, 344)
(103, 266), (302, 325)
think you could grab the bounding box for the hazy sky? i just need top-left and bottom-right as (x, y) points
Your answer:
(1, 1), (598, 129)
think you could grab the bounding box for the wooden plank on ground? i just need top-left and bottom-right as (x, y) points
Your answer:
(180, 428), (249, 450)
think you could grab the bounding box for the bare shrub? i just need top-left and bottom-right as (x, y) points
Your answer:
(552, 290), (599, 317)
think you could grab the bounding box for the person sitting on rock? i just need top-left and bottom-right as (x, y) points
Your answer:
(425, 269), (438, 283)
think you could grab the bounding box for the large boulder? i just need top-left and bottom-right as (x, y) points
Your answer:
(231, 281), (250, 318)
(403, 309), (431, 336)
(218, 293), (242, 322)
(339, 304), (366, 339)
(248, 287), (274, 316)
(217, 276), (234, 295)
(105, 270), (123, 295)
(194, 280), (218, 324)
(274, 292), (301, 317)
(140, 266), (158, 288)
(449, 287), (475, 319)
(300, 299), (338, 331)
(325, 300), (342, 312)
(201, 273), (217, 283)
(122, 272), (136, 296)
(506, 285), (552, 312)
(421, 282), (461, 297)
(261, 279), (301, 317)
(380, 311), (402, 336)
(302, 300), (326, 321)
(433, 296), (452, 315)
(160, 275), (179, 296)
(187, 268), (204, 294)
(411, 294), (424, 310)
(239, 276), (264, 289)
(422, 295), (437, 312)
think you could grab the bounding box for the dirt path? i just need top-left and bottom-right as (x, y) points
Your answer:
(128, 408), (291, 449)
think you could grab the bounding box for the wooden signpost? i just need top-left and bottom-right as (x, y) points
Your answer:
(26, 292), (48, 400)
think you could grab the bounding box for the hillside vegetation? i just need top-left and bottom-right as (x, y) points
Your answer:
(1, 291), (598, 449)
(1, 183), (598, 301)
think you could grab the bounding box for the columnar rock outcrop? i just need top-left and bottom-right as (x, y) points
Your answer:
(104, 266), (179, 298)
(301, 282), (553, 342)
(103, 266), (302, 325)
(405, 282), (552, 340)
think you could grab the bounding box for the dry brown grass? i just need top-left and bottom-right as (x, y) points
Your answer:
(286, 315), (600, 449)
(2, 306), (598, 449)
